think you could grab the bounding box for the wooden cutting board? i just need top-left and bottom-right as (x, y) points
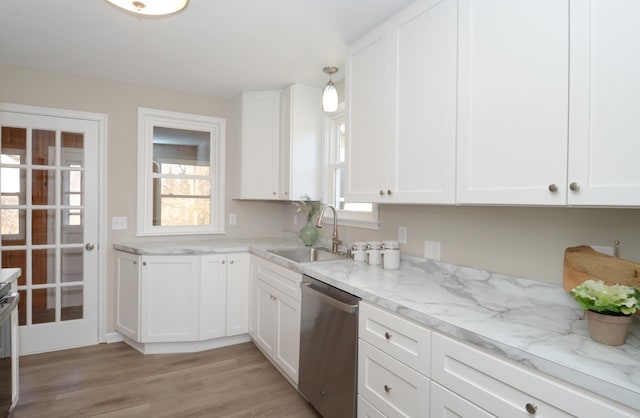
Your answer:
(563, 245), (640, 292)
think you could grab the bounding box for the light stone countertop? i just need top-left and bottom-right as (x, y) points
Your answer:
(115, 240), (640, 411)
(1, 268), (21, 284)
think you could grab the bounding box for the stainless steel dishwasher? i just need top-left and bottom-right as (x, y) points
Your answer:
(298, 275), (360, 418)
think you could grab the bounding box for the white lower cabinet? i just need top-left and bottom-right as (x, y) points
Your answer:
(249, 255), (301, 385)
(358, 395), (386, 418)
(431, 333), (639, 418)
(115, 251), (250, 352)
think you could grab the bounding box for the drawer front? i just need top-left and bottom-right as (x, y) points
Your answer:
(358, 395), (386, 418)
(251, 255), (301, 301)
(358, 340), (429, 418)
(359, 301), (431, 376)
(430, 381), (495, 418)
(432, 333), (638, 418)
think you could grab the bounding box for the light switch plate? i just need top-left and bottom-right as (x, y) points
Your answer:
(112, 216), (127, 230)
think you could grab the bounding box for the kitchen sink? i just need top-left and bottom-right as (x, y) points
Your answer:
(268, 247), (349, 263)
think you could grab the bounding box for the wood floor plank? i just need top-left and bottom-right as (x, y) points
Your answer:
(12, 342), (320, 418)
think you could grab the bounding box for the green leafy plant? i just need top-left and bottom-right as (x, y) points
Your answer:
(570, 279), (640, 316)
(292, 194), (322, 219)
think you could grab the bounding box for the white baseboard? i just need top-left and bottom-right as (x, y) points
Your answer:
(105, 332), (125, 344)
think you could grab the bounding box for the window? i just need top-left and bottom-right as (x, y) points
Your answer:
(0, 152), (25, 238)
(323, 104), (379, 229)
(137, 108), (225, 236)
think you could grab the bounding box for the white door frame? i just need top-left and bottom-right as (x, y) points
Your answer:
(0, 102), (108, 344)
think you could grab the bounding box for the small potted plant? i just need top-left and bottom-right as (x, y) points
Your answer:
(570, 279), (640, 345)
(292, 194), (322, 246)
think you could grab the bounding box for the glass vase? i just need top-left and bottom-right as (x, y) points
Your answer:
(298, 215), (319, 247)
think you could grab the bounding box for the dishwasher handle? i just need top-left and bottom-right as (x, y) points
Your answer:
(301, 282), (358, 314)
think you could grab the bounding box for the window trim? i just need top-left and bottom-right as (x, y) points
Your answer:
(322, 103), (379, 230)
(136, 107), (226, 236)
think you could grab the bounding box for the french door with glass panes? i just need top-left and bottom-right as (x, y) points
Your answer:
(0, 110), (99, 354)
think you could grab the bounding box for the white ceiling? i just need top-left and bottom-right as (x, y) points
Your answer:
(0, 0), (414, 98)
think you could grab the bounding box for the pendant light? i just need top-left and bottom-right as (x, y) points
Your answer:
(322, 66), (339, 113)
(106, 0), (189, 16)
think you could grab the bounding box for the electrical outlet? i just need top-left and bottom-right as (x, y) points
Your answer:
(424, 240), (441, 260)
(112, 217), (127, 230)
(398, 226), (407, 244)
(229, 214), (237, 225)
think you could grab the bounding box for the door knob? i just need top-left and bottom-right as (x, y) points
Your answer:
(85, 243), (95, 251)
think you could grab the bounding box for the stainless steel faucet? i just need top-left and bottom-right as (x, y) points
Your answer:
(315, 204), (342, 253)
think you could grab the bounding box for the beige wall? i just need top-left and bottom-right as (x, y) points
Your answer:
(0, 64), (288, 333)
(284, 205), (640, 284)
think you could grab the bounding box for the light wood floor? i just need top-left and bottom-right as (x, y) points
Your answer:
(13, 342), (320, 418)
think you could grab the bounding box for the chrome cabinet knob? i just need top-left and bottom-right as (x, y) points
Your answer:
(384, 332), (392, 340)
(85, 242), (95, 251)
(230, 260), (234, 264)
(569, 182), (580, 191)
(142, 261), (147, 266)
(379, 190), (385, 196)
(548, 184), (558, 193)
(384, 385), (392, 393)
(387, 189), (392, 195)
(525, 403), (537, 414)
(222, 260), (225, 264)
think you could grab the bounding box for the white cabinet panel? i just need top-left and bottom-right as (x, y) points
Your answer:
(274, 287), (301, 384)
(225, 253), (250, 336)
(115, 251), (140, 340)
(237, 90), (281, 199)
(568, 0), (640, 205)
(358, 340), (430, 418)
(430, 382), (494, 418)
(346, 23), (390, 203)
(388, 0), (457, 203)
(456, 0), (569, 205)
(358, 395), (387, 418)
(359, 301), (431, 376)
(255, 279), (277, 357)
(199, 255), (227, 340)
(140, 255), (199, 343)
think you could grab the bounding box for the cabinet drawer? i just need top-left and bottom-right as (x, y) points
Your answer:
(358, 340), (429, 418)
(358, 395), (386, 418)
(251, 255), (301, 301)
(430, 381), (494, 418)
(359, 301), (431, 376)
(432, 333), (638, 418)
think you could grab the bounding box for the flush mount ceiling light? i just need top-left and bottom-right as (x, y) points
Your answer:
(322, 66), (339, 113)
(106, 0), (189, 16)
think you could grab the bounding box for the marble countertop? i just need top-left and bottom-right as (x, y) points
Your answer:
(114, 240), (639, 411)
(1, 268), (21, 284)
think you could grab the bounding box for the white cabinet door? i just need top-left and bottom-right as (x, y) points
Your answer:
(346, 23), (390, 203)
(388, 0), (457, 204)
(274, 288), (301, 384)
(115, 251), (140, 341)
(430, 382), (494, 418)
(254, 279), (277, 357)
(225, 253), (249, 336)
(199, 255), (227, 340)
(568, 0), (640, 206)
(237, 90), (281, 199)
(456, 0), (569, 205)
(140, 255), (199, 343)
(280, 84), (322, 201)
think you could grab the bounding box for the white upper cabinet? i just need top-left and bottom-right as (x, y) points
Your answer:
(236, 90), (281, 200)
(456, 0), (570, 205)
(568, 0), (640, 206)
(388, 0), (457, 204)
(280, 84), (322, 201)
(346, 23), (390, 203)
(235, 86), (322, 201)
(346, 0), (457, 204)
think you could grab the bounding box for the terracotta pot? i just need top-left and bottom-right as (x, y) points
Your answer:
(585, 310), (633, 346)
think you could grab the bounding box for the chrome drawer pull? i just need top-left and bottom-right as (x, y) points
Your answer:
(384, 385), (392, 393)
(384, 332), (392, 340)
(525, 403), (537, 414)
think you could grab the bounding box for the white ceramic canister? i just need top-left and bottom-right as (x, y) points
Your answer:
(352, 241), (368, 263)
(382, 240), (400, 270)
(366, 241), (382, 266)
